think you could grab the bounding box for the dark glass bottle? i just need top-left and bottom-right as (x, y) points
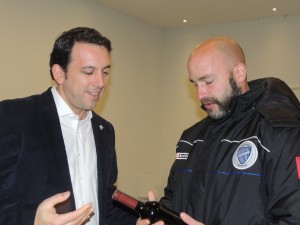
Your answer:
(112, 189), (187, 225)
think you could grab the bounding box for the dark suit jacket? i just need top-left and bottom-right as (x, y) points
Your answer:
(0, 88), (137, 225)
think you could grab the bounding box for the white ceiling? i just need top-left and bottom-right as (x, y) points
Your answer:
(95, 0), (300, 29)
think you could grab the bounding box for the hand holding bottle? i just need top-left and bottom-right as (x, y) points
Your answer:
(113, 189), (187, 225)
(135, 191), (205, 225)
(136, 190), (163, 225)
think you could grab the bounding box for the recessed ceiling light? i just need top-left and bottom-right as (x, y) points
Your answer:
(182, 19), (188, 23)
(272, 7), (278, 12)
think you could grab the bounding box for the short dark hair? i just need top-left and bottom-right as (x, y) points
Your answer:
(49, 27), (112, 80)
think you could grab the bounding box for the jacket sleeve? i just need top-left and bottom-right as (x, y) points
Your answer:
(0, 101), (37, 225)
(160, 163), (176, 210)
(0, 101), (19, 195)
(258, 126), (300, 225)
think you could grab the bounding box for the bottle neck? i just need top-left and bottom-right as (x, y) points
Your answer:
(112, 190), (141, 209)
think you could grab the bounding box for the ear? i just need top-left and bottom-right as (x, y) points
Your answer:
(51, 64), (65, 85)
(233, 63), (246, 83)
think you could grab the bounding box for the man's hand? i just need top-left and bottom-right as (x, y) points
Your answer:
(136, 191), (164, 225)
(34, 191), (94, 225)
(180, 212), (205, 225)
(136, 191), (205, 225)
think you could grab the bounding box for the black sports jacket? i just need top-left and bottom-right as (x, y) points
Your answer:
(160, 78), (300, 225)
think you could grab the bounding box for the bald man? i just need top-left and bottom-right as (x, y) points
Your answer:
(139, 37), (300, 225)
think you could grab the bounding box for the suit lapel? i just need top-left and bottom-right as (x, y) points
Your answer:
(91, 116), (109, 221)
(91, 117), (104, 191)
(39, 89), (75, 212)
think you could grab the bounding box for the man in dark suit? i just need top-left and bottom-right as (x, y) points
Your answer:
(0, 27), (137, 225)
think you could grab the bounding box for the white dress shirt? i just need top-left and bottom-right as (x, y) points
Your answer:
(51, 86), (99, 225)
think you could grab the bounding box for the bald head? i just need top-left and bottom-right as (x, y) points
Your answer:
(189, 37), (245, 70)
(188, 37), (249, 95)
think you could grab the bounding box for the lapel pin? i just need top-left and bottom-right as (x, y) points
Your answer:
(99, 125), (104, 130)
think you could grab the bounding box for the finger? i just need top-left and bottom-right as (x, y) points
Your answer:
(136, 218), (151, 225)
(180, 212), (204, 225)
(41, 191), (71, 208)
(77, 206), (94, 224)
(147, 190), (156, 201)
(58, 203), (94, 224)
(180, 212), (194, 223)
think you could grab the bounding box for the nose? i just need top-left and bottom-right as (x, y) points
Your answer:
(94, 72), (106, 88)
(197, 85), (206, 101)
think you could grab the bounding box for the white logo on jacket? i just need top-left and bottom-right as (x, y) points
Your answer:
(176, 152), (189, 160)
(232, 141), (258, 170)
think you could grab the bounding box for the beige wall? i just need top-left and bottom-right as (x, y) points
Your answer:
(1, 0), (300, 199)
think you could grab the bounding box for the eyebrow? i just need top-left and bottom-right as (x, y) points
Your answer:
(189, 74), (212, 83)
(82, 65), (111, 70)
(103, 65), (111, 70)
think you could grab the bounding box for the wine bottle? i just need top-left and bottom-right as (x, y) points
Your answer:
(112, 189), (187, 225)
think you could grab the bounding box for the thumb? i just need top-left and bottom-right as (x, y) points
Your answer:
(180, 212), (204, 225)
(147, 190), (156, 201)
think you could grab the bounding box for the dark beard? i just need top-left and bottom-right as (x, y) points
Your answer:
(202, 75), (241, 119)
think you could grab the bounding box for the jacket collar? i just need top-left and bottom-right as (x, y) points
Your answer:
(217, 77), (300, 127)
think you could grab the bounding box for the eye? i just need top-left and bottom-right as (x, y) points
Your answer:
(82, 69), (94, 75)
(102, 69), (110, 76)
(189, 80), (197, 87)
(206, 80), (213, 85)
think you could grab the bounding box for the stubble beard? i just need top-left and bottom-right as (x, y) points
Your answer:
(202, 75), (241, 120)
